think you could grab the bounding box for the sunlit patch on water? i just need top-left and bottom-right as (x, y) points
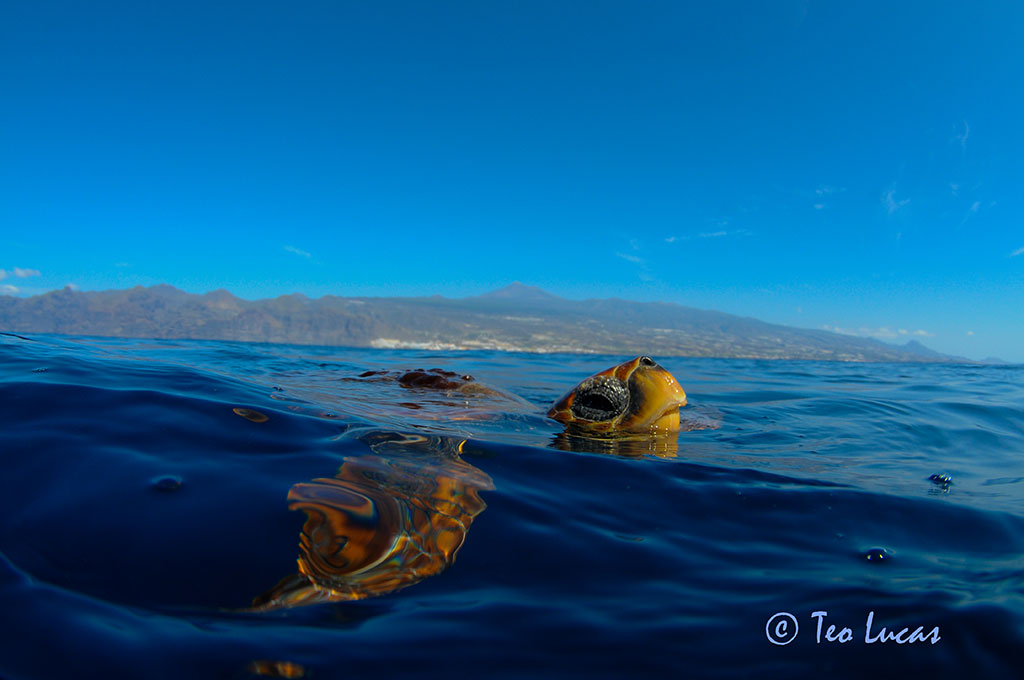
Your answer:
(1, 333), (1024, 678)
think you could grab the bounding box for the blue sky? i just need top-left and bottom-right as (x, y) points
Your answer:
(2, 1), (1022, 361)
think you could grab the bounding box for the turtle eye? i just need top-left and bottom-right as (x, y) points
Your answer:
(570, 378), (629, 422)
(639, 356), (656, 367)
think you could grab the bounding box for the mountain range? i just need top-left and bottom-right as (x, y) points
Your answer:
(0, 282), (969, 362)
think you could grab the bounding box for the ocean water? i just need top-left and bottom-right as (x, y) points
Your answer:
(1, 333), (1023, 679)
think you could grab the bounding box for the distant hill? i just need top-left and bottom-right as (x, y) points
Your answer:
(0, 283), (967, 362)
(476, 281), (563, 302)
(898, 339), (952, 360)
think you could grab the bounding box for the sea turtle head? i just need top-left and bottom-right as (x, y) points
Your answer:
(547, 356), (687, 435)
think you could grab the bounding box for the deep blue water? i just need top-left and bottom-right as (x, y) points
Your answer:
(2, 333), (1023, 679)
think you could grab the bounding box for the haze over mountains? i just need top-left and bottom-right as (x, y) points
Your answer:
(0, 283), (969, 362)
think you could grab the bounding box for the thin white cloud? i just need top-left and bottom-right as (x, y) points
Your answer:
(1, 284), (18, 295)
(666, 234), (695, 243)
(615, 252), (644, 265)
(665, 227), (751, 244)
(0, 267), (41, 280)
(882, 188), (910, 215)
(958, 200), (983, 227)
(811, 185), (845, 211)
(967, 330), (975, 337)
(615, 250), (653, 282)
(701, 229), (751, 239)
(954, 120), (970, 150)
(284, 245), (312, 258)
(824, 325), (934, 340)
(1010, 246), (1024, 258)
(815, 185), (845, 196)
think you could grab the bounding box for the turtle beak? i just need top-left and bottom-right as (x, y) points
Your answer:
(546, 394), (573, 424)
(622, 356), (687, 434)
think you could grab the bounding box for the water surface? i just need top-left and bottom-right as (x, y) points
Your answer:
(1, 334), (1022, 678)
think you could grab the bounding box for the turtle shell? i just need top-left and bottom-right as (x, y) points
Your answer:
(547, 356), (687, 435)
(252, 432), (493, 610)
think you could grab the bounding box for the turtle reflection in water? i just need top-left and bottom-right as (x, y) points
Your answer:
(252, 431), (493, 610)
(253, 356), (699, 610)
